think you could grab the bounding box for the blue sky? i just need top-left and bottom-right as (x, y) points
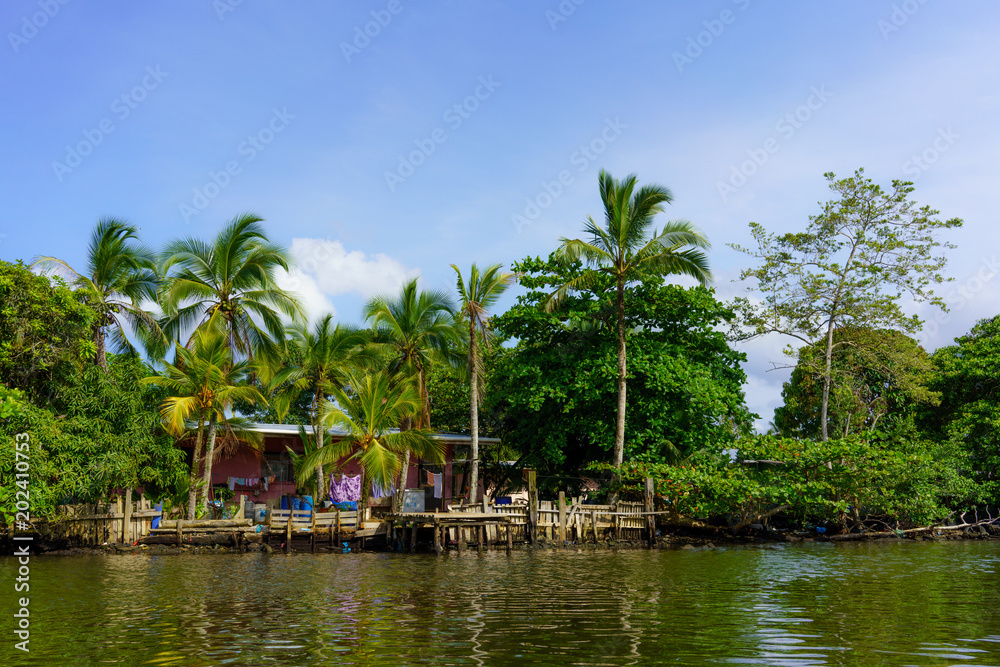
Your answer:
(2, 1), (998, 428)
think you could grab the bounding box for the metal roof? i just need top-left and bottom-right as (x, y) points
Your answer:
(246, 422), (500, 445)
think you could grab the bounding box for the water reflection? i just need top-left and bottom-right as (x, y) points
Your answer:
(2, 542), (999, 666)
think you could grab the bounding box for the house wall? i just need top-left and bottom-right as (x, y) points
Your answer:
(204, 434), (474, 508)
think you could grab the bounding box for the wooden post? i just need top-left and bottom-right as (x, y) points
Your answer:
(527, 470), (538, 545)
(176, 519), (183, 547)
(557, 491), (566, 543)
(122, 488), (132, 544)
(433, 520), (442, 555)
(410, 522), (418, 553)
(285, 514), (293, 553)
(614, 510), (621, 543)
(645, 477), (656, 548)
(335, 509), (341, 544)
(310, 511), (317, 553)
(457, 526), (465, 554)
(591, 509), (598, 544)
(477, 524), (483, 551)
(506, 522), (512, 555)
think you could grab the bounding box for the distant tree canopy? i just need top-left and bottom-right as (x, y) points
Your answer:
(0, 259), (96, 401)
(775, 328), (939, 439)
(927, 315), (1000, 502)
(492, 255), (754, 481)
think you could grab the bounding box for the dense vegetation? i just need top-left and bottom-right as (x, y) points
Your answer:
(1, 169), (995, 536)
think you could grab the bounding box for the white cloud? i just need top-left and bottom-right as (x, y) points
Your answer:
(277, 238), (421, 324)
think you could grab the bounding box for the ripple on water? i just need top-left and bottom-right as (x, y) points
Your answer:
(3, 542), (1000, 666)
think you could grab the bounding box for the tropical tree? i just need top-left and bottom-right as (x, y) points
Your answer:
(730, 169), (962, 441)
(550, 170), (711, 467)
(158, 212), (303, 363)
(364, 278), (457, 496)
(451, 263), (514, 501)
(298, 369), (445, 512)
(142, 321), (265, 519)
(33, 218), (160, 369)
(267, 316), (371, 498)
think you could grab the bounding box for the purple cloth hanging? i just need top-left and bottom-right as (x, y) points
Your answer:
(329, 474), (361, 503)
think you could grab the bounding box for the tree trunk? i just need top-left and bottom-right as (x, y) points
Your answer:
(820, 319), (836, 442)
(613, 277), (627, 467)
(200, 412), (219, 516)
(94, 325), (107, 370)
(312, 393), (325, 501)
(187, 412), (206, 520)
(418, 366), (430, 429)
(468, 320), (480, 503)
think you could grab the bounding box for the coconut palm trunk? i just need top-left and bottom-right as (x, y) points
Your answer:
(468, 319), (480, 502)
(201, 412), (219, 516)
(188, 412), (206, 520)
(613, 277), (627, 467)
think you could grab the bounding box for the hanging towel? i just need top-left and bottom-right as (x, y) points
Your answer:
(371, 480), (397, 500)
(228, 477), (236, 491)
(425, 470), (434, 486)
(262, 477), (268, 491)
(432, 473), (443, 499)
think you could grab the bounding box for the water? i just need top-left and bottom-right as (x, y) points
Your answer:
(4, 541), (1000, 666)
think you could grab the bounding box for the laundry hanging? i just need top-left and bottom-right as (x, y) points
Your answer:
(371, 480), (397, 500)
(328, 474), (361, 503)
(432, 473), (443, 499)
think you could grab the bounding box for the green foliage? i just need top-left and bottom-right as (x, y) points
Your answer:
(775, 328), (939, 439)
(731, 169), (961, 440)
(0, 356), (185, 522)
(610, 433), (979, 530)
(493, 254), (753, 478)
(928, 315), (1000, 502)
(0, 259), (96, 400)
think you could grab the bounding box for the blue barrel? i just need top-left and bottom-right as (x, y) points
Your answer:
(302, 495), (313, 512)
(291, 497), (301, 510)
(280, 496), (288, 510)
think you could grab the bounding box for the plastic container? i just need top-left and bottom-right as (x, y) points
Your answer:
(291, 497), (301, 510)
(253, 503), (267, 524)
(280, 496), (288, 510)
(302, 495), (313, 512)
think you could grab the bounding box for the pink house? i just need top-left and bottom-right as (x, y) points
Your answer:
(198, 423), (499, 511)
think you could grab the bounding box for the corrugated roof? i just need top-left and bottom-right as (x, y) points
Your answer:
(246, 422), (499, 444)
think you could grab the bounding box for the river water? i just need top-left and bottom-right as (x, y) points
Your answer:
(3, 541), (999, 666)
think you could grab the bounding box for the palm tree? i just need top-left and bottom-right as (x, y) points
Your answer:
(364, 279), (457, 499)
(550, 170), (712, 467)
(451, 263), (514, 502)
(33, 218), (161, 369)
(142, 321), (265, 519)
(299, 369), (445, 512)
(158, 212), (303, 363)
(267, 316), (371, 498)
